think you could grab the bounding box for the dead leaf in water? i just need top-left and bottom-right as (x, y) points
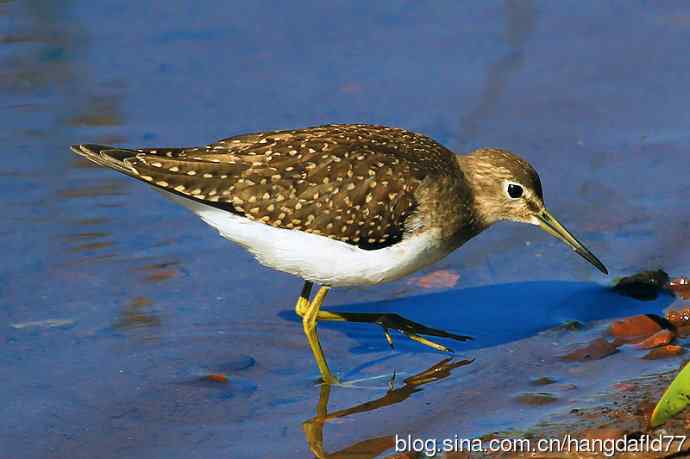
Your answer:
(131, 260), (180, 283)
(514, 392), (558, 405)
(530, 376), (557, 386)
(145, 270), (177, 283)
(115, 296), (160, 329)
(642, 345), (685, 360)
(608, 314), (668, 342)
(203, 374), (229, 384)
(408, 270), (460, 289)
(561, 337), (620, 361)
(633, 329), (675, 350)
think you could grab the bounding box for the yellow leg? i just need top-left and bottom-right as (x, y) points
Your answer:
(295, 281), (313, 317)
(295, 281), (339, 384)
(294, 281), (471, 383)
(301, 307), (470, 353)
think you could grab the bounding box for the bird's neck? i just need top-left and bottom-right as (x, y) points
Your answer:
(456, 154), (503, 229)
(410, 162), (489, 252)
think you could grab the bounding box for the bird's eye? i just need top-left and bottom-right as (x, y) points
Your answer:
(507, 183), (523, 199)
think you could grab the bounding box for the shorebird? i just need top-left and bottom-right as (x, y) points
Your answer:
(72, 124), (607, 384)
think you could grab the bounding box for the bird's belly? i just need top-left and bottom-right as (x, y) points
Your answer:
(167, 194), (452, 287)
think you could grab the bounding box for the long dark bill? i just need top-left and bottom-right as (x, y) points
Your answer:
(535, 209), (608, 275)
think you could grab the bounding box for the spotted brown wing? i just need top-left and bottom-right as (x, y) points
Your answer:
(72, 124), (458, 250)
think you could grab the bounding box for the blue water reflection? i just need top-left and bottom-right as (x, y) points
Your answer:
(2, 1), (690, 458)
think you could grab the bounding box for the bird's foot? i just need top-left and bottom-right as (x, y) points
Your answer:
(375, 313), (471, 352)
(333, 312), (472, 353)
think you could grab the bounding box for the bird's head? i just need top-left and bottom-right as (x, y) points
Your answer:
(460, 148), (607, 274)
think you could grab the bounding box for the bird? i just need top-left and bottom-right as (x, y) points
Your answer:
(71, 123), (607, 384)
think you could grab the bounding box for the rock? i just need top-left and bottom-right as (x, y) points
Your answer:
(613, 270), (670, 300)
(562, 337), (619, 361)
(514, 392), (558, 405)
(633, 329), (675, 349)
(608, 314), (667, 342)
(530, 376), (557, 386)
(642, 345), (685, 360)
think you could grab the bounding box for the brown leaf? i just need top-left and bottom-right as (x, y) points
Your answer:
(409, 270), (460, 289)
(642, 345), (685, 360)
(562, 338), (620, 361)
(514, 392), (558, 405)
(203, 373), (229, 383)
(608, 314), (666, 342)
(633, 329), (675, 349)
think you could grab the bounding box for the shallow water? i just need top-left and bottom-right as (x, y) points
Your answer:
(2, 1), (690, 458)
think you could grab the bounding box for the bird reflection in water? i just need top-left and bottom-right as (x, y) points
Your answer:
(303, 357), (473, 459)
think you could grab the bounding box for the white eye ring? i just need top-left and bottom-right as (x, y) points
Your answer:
(505, 181), (524, 199)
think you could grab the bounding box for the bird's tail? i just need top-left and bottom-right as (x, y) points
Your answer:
(70, 144), (139, 175)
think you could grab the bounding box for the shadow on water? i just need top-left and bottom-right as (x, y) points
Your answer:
(281, 281), (674, 354)
(287, 282), (675, 458)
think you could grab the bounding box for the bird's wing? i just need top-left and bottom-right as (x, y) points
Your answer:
(72, 124), (457, 250)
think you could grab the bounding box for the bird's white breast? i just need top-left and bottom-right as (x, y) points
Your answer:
(166, 194), (452, 287)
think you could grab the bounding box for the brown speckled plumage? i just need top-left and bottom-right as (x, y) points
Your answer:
(73, 124), (475, 250)
(71, 123), (609, 384)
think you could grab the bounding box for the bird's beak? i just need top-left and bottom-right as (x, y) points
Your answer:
(534, 209), (608, 275)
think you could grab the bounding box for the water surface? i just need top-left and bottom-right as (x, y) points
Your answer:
(2, 1), (690, 458)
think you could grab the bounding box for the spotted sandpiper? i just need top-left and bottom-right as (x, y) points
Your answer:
(72, 124), (607, 384)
